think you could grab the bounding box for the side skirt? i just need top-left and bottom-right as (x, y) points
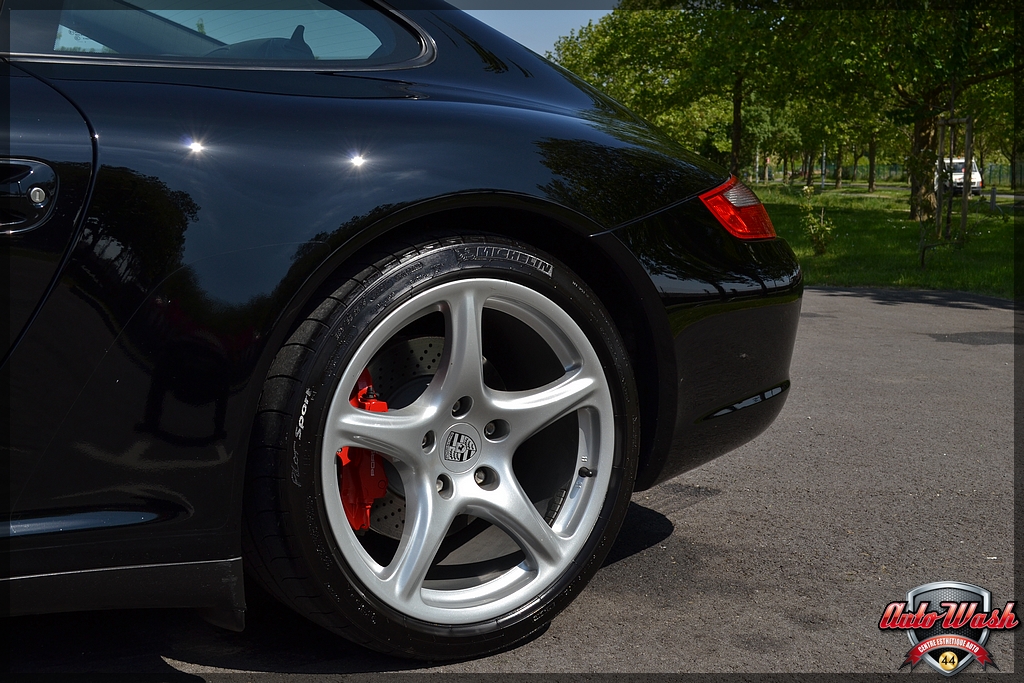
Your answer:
(5, 557), (245, 631)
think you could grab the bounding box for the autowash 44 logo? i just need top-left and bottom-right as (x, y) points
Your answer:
(879, 581), (1018, 676)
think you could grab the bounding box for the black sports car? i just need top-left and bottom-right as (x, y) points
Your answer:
(2, 1), (801, 660)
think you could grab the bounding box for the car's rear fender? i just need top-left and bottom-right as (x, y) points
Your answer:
(250, 192), (679, 502)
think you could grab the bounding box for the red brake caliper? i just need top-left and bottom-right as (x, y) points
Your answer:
(336, 368), (389, 532)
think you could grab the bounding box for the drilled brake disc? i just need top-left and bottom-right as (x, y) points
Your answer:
(365, 336), (444, 539)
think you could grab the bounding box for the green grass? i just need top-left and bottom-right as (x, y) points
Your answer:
(753, 183), (1015, 300)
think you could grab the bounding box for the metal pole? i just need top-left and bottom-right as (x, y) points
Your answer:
(944, 116), (957, 240)
(935, 118), (944, 239)
(959, 117), (972, 242)
(820, 142), (825, 191)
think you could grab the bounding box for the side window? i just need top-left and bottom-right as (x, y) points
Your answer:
(54, 25), (115, 54)
(141, 8), (386, 60)
(4, 0), (425, 67)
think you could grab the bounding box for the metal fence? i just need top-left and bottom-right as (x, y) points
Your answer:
(780, 163), (1017, 188)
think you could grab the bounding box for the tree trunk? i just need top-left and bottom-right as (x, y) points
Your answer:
(1011, 136), (1018, 190)
(834, 142), (843, 189)
(1013, 140), (1018, 190)
(868, 132), (877, 193)
(976, 132), (984, 173)
(909, 116), (938, 220)
(805, 150), (814, 186)
(730, 73), (743, 177)
(852, 148), (863, 181)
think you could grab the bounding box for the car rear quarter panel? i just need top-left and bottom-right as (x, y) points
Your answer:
(5, 53), (723, 576)
(616, 199), (802, 489)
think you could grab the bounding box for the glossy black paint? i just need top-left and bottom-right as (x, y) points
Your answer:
(2, 159), (59, 233)
(9, 558), (245, 629)
(615, 197), (802, 490)
(4, 63), (93, 358)
(3, 3), (800, 616)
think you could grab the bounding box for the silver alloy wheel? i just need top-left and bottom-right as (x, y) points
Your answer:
(320, 278), (615, 625)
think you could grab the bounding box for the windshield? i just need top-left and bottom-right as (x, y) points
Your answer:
(941, 160), (979, 174)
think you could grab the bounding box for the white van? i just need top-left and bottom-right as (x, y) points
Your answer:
(936, 157), (983, 196)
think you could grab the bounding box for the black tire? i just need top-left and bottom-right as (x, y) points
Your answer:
(243, 234), (639, 659)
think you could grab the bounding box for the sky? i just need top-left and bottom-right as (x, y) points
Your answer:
(458, 10), (613, 56)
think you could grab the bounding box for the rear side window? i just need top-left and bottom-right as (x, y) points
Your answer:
(3, 0), (427, 69)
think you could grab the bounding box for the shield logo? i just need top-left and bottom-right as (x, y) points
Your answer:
(906, 581), (991, 676)
(444, 431), (477, 462)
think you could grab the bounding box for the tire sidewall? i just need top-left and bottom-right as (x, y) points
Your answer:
(281, 237), (639, 657)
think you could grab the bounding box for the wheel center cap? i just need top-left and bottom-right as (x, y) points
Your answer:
(439, 423), (481, 473)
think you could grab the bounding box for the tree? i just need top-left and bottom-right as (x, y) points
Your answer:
(821, 9), (1013, 217)
(552, 5), (1013, 211)
(554, 4), (791, 176)
(680, 9), (785, 176)
(552, 10), (713, 151)
(959, 74), (1015, 187)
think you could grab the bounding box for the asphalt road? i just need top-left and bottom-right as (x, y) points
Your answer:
(8, 287), (1015, 679)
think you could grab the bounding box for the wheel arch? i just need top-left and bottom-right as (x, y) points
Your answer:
(241, 193), (676, 529)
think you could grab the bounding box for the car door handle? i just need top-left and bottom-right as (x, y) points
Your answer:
(2, 159), (58, 233)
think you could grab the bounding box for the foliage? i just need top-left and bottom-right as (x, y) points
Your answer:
(550, 6), (1017, 205)
(551, 7), (791, 174)
(798, 186), (835, 255)
(822, 9), (1014, 217)
(551, 11), (721, 151)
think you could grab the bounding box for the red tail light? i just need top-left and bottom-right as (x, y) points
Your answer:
(698, 176), (776, 240)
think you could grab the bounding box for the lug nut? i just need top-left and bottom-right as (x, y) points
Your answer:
(482, 419), (509, 441)
(451, 396), (473, 417)
(473, 467), (497, 490)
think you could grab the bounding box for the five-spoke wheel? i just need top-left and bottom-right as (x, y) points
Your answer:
(244, 235), (638, 659)
(323, 277), (615, 624)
